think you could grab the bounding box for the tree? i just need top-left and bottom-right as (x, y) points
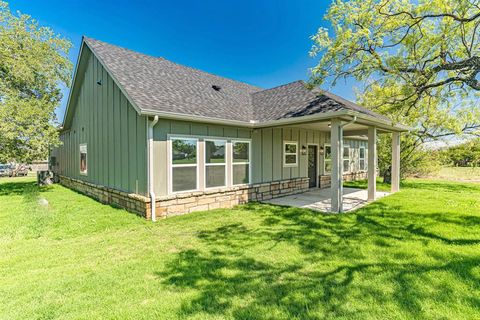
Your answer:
(309, 0), (480, 179)
(0, 1), (72, 163)
(440, 138), (480, 167)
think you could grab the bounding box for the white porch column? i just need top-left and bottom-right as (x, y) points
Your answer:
(391, 131), (401, 193)
(331, 118), (343, 213)
(367, 126), (377, 201)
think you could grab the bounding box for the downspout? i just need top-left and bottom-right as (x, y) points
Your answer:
(341, 116), (357, 129)
(148, 116), (159, 221)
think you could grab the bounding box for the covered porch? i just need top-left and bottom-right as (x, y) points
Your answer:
(258, 112), (406, 213)
(263, 187), (390, 212)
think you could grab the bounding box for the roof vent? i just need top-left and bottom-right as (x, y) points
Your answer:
(212, 85), (221, 91)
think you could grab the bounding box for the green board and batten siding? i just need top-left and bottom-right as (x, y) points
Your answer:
(53, 48), (148, 196)
(152, 122), (367, 197)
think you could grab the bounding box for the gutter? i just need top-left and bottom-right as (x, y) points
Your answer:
(140, 109), (410, 132)
(147, 116), (159, 221)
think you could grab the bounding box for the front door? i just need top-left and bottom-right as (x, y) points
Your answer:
(308, 145), (318, 188)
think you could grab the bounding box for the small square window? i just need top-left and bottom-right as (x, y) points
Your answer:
(284, 142), (298, 166)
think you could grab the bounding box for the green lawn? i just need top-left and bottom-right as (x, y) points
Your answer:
(1, 177), (479, 319)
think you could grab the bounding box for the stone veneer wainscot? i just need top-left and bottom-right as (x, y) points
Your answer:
(59, 175), (309, 219)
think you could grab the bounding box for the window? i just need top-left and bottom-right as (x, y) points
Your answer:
(343, 146), (350, 173)
(359, 147), (366, 171)
(284, 142), (298, 166)
(79, 144), (87, 175)
(324, 145), (351, 173)
(171, 138), (197, 192)
(324, 144), (332, 174)
(205, 139), (226, 188)
(232, 141), (250, 185)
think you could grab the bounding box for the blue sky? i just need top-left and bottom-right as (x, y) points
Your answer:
(10, 0), (357, 120)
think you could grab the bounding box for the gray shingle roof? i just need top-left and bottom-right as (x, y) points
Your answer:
(252, 81), (390, 122)
(84, 37), (388, 124)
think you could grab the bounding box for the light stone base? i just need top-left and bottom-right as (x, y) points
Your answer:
(152, 177), (309, 219)
(59, 175), (150, 216)
(58, 175), (309, 219)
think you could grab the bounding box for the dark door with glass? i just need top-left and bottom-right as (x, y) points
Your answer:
(308, 145), (318, 188)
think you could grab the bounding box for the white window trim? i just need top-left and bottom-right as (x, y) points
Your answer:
(79, 143), (87, 175)
(283, 141), (298, 167)
(168, 137), (199, 194)
(324, 143), (331, 174)
(359, 146), (366, 171)
(204, 138), (227, 189)
(343, 145), (351, 173)
(232, 140), (251, 186)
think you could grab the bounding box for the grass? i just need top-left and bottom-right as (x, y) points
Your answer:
(431, 166), (480, 181)
(1, 177), (480, 319)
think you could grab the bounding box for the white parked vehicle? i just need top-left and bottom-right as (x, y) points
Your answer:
(0, 164), (12, 177)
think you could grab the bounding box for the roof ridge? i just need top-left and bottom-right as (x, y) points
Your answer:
(253, 80), (306, 95)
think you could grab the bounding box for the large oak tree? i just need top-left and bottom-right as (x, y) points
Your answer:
(0, 1), (72, 163)
(310, 0), (480, 178)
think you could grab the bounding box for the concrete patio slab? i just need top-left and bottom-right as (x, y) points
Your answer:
(262, 187), (389, 212)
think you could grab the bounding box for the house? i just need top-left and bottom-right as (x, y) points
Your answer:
(51, 36), (408, 220)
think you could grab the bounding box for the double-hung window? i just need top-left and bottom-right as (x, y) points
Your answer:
(205, 139), (226, 188)
(232, 141), (250, 185)
(171, 138), (198, 192)
(343, 146), (350, 173)
(359, 147), (366, 171)
(324, 144), (332, 174)
(284, 142), (298, 166)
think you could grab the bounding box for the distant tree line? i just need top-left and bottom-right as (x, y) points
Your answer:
(439, 139), (480, 167)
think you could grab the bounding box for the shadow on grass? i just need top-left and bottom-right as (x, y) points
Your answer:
(0, 180), (52, 203)
(345, 178), (480, 193)
(157, 181), (480, 318)
(0, 180), (37, 196)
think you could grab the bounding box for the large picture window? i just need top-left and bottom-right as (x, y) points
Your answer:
(359, 147), (366, 171)
(343, 146), (350, 173)
(79, 144), (87, 175)
(205, 139), (226, 188)
(171, 138), (197, 192)
(324, 144), (331, 174)
(232, 141), (250, 185)
(283, 142), (298, 166)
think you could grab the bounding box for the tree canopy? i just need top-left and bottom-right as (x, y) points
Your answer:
(0, 1), (72, 163)
(310, 0), (480, 142)
(440, 138), (480, 167)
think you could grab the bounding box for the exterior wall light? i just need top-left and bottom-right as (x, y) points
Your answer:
(301, 145), (307, 155)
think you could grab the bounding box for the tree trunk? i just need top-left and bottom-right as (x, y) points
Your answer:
(383, 166), (392, 184)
